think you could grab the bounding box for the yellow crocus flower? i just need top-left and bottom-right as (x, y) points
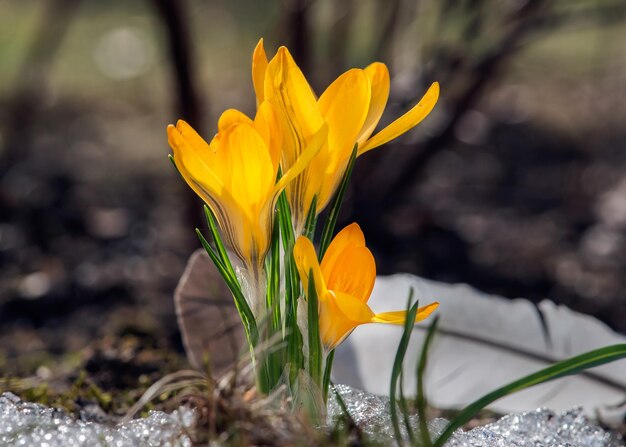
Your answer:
(168, 105), (327, 308)
(253, 39), (440, 233)
(294, 223), (439, 350)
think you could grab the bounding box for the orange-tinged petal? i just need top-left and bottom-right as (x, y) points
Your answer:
(356, 62), (390, 147)
(252, 38), (268, 105)
(331, 291), (375, 324)
(318, 69), (370, 171)
(320, 291), (375, 349)
(295, 222), (439, 350)
(320, 223), (365, 275)
(325, 246), (375, 304)
(359, 82), (440, 155)
(218, 109), (253, 132)
(371, 302), (440, 324)
(294, 236), (328, 301)
(320, 224), (375, 302)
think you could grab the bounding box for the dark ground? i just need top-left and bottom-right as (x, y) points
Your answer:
(0, 0), (625, 423)
(1, 87), (625, 414)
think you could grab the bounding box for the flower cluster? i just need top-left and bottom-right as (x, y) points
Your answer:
(168, 39), (439, 401)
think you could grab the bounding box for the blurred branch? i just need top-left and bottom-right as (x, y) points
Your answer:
(531, 1), (626, 35)
(0, 0), (82, 169)
(150, 0), (204, 128)
(365, 0), (551, 207)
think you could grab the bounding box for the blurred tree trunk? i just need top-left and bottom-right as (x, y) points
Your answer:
(374, 0), (401, 65)
(327, 0), (353, 79)
(150, 0), (204, 128)
(150, 0), (205, 234)
(284, 0), (312, 75)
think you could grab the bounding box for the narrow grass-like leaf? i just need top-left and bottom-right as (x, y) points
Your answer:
(277, 191), (304, 377)
(203, 204), (237, 280)
(398, 369), (415, 445)
(196, 229), (258, 346)
(277, 190), (295, 248)
(322, 349), (335, 402)
(122, 370), (206, 423)
(433, 343), (626, 447)
(195, 229), (236, 290)
(307, 269), (322, 386)
(195, 227), (227, 274)
(416, 316), (439, 447)
(259, 219), (286, 393)
(267, 219), (282, 335)
(389, 287), (417, 445)
(319, 145), (357, 258)
(303, 195), (318, 241)
(171, 156), (258, 345)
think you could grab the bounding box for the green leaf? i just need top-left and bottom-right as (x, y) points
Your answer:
(303, 195), (318, 241)
(172, 156), (258, 346)
(389, 287), (417, 445)
(433, 343), (626, 447)
(259, 219), (285, 393)
(203, 205), (237, 281)
(319, 144), (357, 258)
(397, 367), (415, 445)
(196, 229), (258, 347)
(322, 349), (335, 402)
(416, 316), (439, 447)
(276, 191), (304, 377)
(307, 269), (323, 386)
(266, 218), (282, 334)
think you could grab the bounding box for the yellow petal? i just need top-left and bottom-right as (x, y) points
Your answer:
(167, 124), (242, 257)
(356, 62), (390, 147)
(371, 302), (440, 324)
(293, 236), (328, 301)
(359, 82), (440, 155)
(253, 101), (282, 173)
(318, 68), (370, 170)
(168, 122), (222, 196)
(321, 223), (375, 303)
(221, 123), (275, 214)
(264, 46), (324, 167)
(320, 291), (375, 349)
(218, 109), (253, 132)
(213, 123), (276, 264)
(273, 123), (328, 195)
(174, 119), (211, 156)
(252, 38), (268, 105)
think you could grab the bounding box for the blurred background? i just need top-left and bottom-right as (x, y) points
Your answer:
(1, 0), (625, 407)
